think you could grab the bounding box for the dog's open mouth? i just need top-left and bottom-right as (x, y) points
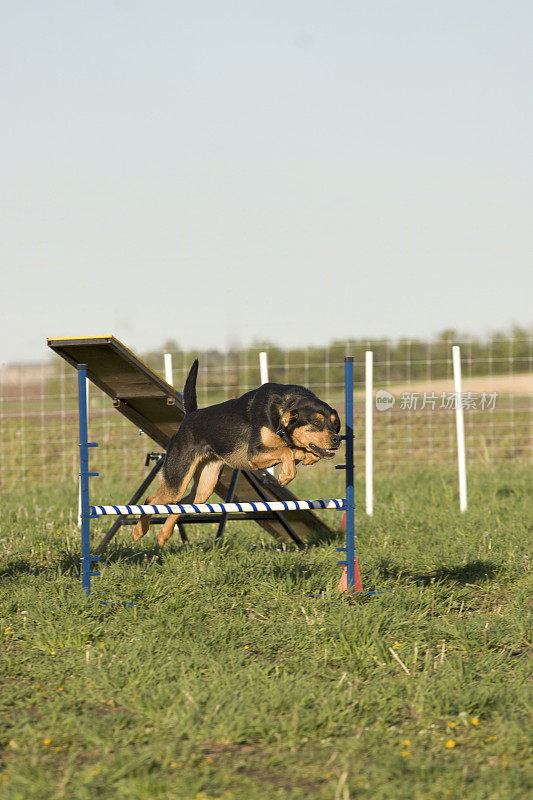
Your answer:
(309, 443), (337, 459)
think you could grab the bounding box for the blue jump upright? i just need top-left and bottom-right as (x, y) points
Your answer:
(345, 357), (356, 590)
(76, 357), (361, 596)
(77, 364), (100, 594)
(336, 357), (358, 592)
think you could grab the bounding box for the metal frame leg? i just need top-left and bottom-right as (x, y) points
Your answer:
(215, 469), (240, 542)
(243, 470), (305, 547)
(176, 521), (189, 544)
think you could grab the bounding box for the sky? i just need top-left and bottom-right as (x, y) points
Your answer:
(1, 0), (532, 364)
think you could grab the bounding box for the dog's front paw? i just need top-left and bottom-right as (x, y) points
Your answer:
(302, 452), (321, 465)
(278, 473), (294, 487)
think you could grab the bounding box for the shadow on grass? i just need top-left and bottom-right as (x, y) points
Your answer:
(0, 534), (280, 580)
(0, 557), (47, 580)
(269, 560), (330, 582)
(1, 526), (341, 582)
(376, 558), (501, 586)
(0, 541), (184, 580)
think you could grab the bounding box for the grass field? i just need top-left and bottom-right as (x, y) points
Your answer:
(1, 463), (531, 799)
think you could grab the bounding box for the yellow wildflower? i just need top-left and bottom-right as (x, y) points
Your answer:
(470, 717), (479, 726)
(445, 739), (455, 749)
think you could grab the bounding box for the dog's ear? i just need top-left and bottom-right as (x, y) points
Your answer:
(276, 409), (299, 437)
(280, 410), (299, 428)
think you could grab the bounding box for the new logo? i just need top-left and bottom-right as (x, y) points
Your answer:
(375, 390), (395, 411)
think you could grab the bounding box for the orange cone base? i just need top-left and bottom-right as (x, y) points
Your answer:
(338, 559), (363, 594)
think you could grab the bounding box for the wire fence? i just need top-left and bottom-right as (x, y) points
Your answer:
(1, 333), (531, 490)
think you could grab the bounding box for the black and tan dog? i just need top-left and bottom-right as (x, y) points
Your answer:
(133, 360), (341, 546)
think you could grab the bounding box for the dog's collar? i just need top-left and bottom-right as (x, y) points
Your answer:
(276, 427), (291, 443)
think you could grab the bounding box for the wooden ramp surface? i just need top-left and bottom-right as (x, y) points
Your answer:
(47, 336), (333, 544)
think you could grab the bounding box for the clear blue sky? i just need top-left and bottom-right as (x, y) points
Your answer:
(1, 0), (531, 363)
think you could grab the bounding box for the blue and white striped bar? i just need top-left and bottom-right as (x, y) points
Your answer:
(89, 498), (346, 517)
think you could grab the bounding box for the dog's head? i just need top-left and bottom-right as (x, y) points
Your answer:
(276, 397), (341, 459)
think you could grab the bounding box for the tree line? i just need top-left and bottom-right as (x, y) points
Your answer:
(141, 327), (531, 397)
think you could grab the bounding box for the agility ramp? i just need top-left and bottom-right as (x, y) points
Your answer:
(47, 335), (334, 546)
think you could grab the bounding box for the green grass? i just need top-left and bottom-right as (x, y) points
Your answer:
(1, 464), (532, 799)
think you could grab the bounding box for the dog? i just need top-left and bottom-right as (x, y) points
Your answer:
(132, 360), (341, 546)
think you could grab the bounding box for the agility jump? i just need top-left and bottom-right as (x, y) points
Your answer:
(47, 337), (361, 597)
(70, 356), (360, 597)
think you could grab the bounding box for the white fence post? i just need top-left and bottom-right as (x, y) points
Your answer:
(164, 353), (173, 386)
(259, 352), (275, 475)
(365, 351), (374, 516)
(452, 345), (468, 512)
(259, 351), (269, 387)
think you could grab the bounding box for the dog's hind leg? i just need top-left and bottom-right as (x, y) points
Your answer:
(132, 455), (200, 542)
(163, 466), (203, 544)
(132, 479), (174, 541)
(150, 466), (201, 546)
(157, 460), (223, 547)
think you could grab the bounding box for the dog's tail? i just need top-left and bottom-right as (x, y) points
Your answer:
(183, 359), (199, 414)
